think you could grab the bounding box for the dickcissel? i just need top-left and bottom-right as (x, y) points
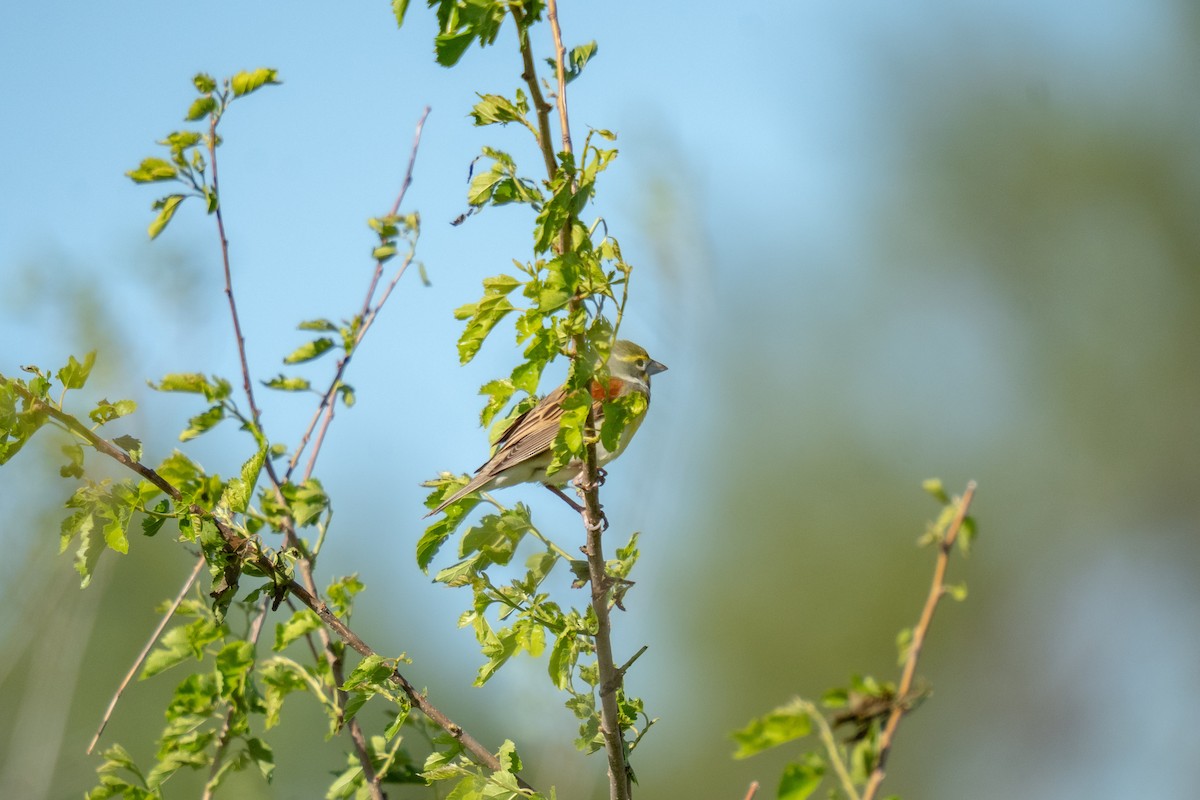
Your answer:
(427, 340), (667, 516)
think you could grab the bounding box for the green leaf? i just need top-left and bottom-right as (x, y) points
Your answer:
(259, 659), (308, 729)
(470, 93), (530, 128)
(778, 753), (825, 800)
(184, 95), (216, 121)
(460, 509), (531, 568)
(945, 581), (969, 601)
(434, 30), (476, 67)
(417, 518), (455, 573)
(244, 737), (274, 782)
(456, 296), (514, 364)
(219, 445), (265, 514)
(151, 373), (231, 401)
(392, 0), (410, 26)
(193, 73), (216, 93)
(141, 617), (223, 678)
(515, 617), (545, 657)
(548, 632), (577, 690)
(599, 392), (646, 453)
(127, 157), (177, 184)
(327, 574), (364, 617)
(230, 68), (280, 97)
(482, 274), (522, 294)
(179, 404), (224, 442)
(283, 337), (335, 364)
(273, 609), (321, 651)
(896, 627), (913, 666)
(57, 351), (97, 390)
(215, 640), (255, 700)
(342, 654), (394, 693)
(922, 477), (948, 504)
(60, 443), (84, 479)
(89, 398), (137, 425)
(297, 318), (338, 331)
(101, 496), (134, 554)
(731, 699), (812, 758)
(958, 515), (978, 555)
(262, 374), (311, 392)
(478, 379), (515, 428)
(545, 40), (599, 84)
(116, 433), (143, 461)
(148, 194), (185, 239)
(287, 478), (328, 528)
(509, 356), (544, 395)
(141, 499), (169, 537)
(495, 740), (522, 774)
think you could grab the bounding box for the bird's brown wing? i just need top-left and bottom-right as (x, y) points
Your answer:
(426, 386), (605, 516)
(476, 385), (570, 478)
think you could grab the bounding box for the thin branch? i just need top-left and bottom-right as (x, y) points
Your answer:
(286, 106), (431, 482)
(208, 110), (264, 430)
(612, 645), (648, 685)
(510, 6), (558, 179)
(860, 481), (977, 800)
(86, 554), (206, 754)
(797, 699), (860, 800)
(546, 0), (574, 157)
(742, 782), (760, 800)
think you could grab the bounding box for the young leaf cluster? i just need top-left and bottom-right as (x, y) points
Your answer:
(731, 482), (978, 800)
(126, 69), (280, 239)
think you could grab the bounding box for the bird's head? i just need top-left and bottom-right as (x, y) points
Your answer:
(606, 340), (668, 395)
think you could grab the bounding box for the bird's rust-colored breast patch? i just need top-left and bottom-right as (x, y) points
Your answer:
(590, 378), (625, 402)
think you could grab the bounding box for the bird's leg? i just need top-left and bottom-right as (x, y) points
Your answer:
(544, 483), (584, 513)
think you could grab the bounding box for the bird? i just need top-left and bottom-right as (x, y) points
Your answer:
(426, 340), (667, 517)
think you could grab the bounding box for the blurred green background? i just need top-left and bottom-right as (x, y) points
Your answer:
(2, 1), (1198, 798)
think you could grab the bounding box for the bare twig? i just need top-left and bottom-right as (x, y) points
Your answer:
(546, 0), (574, 157)
(510, 6), (558, 179)
(742, 781), (760, 800)
(287, 106), (431, 482)
(797, 699), (860, 800)
(208, 111), (264, 430)
(860, 481), (977, 800)
(86, 554), (206, 754)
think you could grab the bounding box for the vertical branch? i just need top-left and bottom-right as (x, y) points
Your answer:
(543, 3), (629, 797)
(511, 6), (558, 179)
(546, 0), (574, 157)
(860, 481), (977, 800)
(208, 110), (264, 429)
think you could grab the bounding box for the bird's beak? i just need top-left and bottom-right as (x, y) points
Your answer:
(647, 359), (668, 376)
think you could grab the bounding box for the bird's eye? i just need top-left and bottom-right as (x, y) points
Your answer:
(635, 358), (646, 369)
